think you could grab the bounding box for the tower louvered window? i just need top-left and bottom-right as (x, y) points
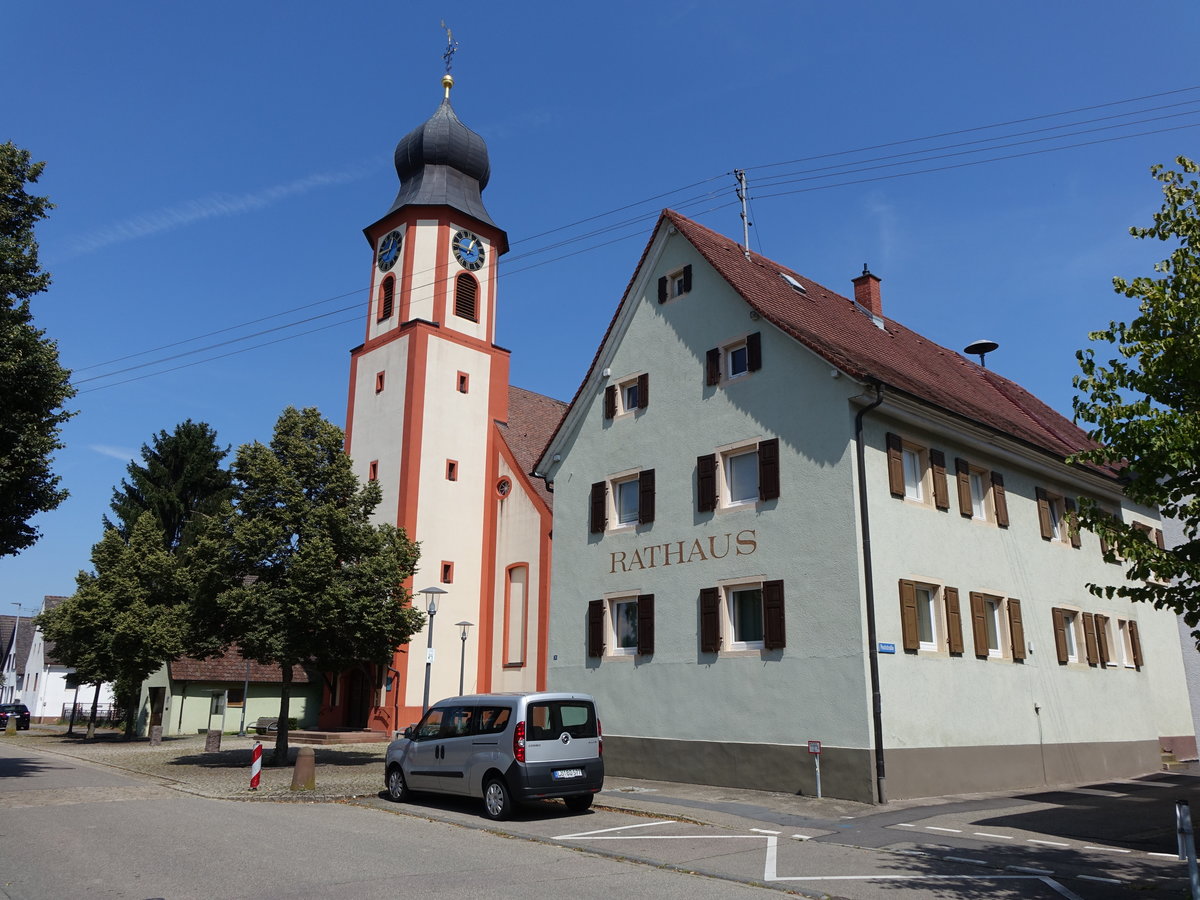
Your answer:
(455, 273), (478, 321)
(378, 275), (395, 321)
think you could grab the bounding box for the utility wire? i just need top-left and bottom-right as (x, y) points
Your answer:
(74, 86), (1200, 391)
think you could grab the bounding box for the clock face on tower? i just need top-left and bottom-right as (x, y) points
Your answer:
(452, 229), (485, 271)
(377, 230), (403, 272)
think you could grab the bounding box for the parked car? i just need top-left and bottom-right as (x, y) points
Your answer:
(0, 703), (31, 730)
(384, 692), (603, 820)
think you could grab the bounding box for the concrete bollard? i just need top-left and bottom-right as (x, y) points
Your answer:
(204, 729), (222, 752)
(149, 725), (162, 745)
(4, 717), (16, 736)
(290, 746), (316, 791)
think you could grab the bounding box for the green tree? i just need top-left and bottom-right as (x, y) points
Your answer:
(38, 512), (195, 737)
(0, 142), (75, 557)
(105, 420), (234, 551)
(198, 406), (422, 764)
(1072, 156), (1200, 622)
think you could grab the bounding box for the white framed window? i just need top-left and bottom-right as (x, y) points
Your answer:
(724, 447), (759, 506)
(1062, 610), (1079, 662)
(969, 469), (989, 520)
(984, 597), (1004, 658)
(622, 380), (640, 412)
(902, 447), (924, 501)
(1037, 487), (1070, 544)
(915, 585), (938, 651)
(727, 584), (765, 650)
(671, 271), (688, 298)
(610, 597), (639, 656)
(614, 477), (640, 526)
(726, 341), (750, 379)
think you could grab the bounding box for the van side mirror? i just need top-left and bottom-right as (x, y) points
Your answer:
(403, 725), (415, 739)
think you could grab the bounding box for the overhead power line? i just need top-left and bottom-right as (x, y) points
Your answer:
(74, 85), (1200, 393)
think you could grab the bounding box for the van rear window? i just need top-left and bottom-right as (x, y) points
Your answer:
(526, 701), (597, 742)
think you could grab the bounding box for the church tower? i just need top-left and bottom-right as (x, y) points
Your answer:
(332, 72), (560, 735)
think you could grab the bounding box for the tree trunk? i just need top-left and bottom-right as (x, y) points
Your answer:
(123, 684), (137, 740)
(86, 683), (100, 740)
(272, 664), (292, 766)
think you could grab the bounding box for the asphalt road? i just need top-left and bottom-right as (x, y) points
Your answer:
(3, 741), (1199, 899)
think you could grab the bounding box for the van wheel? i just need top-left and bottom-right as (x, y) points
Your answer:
(386, 765), (409, 802)
(564, 794), (593, 812)
(483, 777), (513, 820)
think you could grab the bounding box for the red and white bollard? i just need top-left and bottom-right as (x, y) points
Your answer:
(249, 741), (262, 791)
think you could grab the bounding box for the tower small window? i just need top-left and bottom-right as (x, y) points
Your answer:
(375, 371), (385, 394)
(446, 460), (458, 481)
(457, 371), (469, 394)
(441, 561), (454, 584)
(455, 273), (478, 322)
(378, 275), (395, 321)
(368, 460), (379, 482)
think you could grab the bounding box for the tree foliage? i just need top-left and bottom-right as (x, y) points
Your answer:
(38, 513), (196, 736)
(0, 142), (74, 557)
(196, 406), (422, 763)
(1071, 156), (1200, 621)
(105, 419), (234, 551)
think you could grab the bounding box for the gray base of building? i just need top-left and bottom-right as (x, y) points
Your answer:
(604, 735), (1171, 804)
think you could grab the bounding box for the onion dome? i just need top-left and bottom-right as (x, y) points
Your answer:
(386, 75), (495, 226)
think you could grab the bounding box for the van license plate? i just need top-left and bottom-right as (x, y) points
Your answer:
(553, 768), (583, 779)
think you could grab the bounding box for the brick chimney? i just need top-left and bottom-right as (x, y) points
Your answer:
(851, 264), (882, 318)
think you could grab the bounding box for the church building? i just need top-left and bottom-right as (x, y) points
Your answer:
(321, 73), (565, 735)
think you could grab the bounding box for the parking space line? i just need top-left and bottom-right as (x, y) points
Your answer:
(1079, 875), (1122, 884)
(554, 820), (676, 840)
(1149, 852), (1181, 859)
(751, 828), (781, 835)
(927, 826), (962, 833)
(1084, 845), (1130, 853)
(1029, 839), (1070, 848)
(974, 832), (1013, 839)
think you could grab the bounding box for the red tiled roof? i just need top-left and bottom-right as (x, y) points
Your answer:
(168, 646), (314, 684)
(500, 385), (567, 507)
(665, 211), (1107, 472)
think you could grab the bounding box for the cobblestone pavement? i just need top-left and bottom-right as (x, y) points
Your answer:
(3, 726), (387, 801)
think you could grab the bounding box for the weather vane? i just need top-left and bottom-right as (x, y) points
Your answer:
(441, 21), (458, 75)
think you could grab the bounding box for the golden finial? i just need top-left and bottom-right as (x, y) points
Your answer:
(442, 73), (454, 99)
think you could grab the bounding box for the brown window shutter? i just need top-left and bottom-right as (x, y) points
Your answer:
(930, 449), (949, 510)
(1064, 498), (1081, 548)
(1155, 528), (1165, 550)
(763, 580), (786, 650)
(637, 594), (655, 655)
(945, 587), (963, 654)
(899, 580), (919, 651)
(747, 331), (762, 372)
(604, 385), (616, 420)
(758, 438), (780, 501)
(697, 454), (717, 512)
(589, 481), (607, 534)
(658, 276), (668, 303)
(1052, 608), (1068, 664)
(699, 587), (721, 653)
(970, 592), (988, 658)
(1008, 598), (1026, 660)
(1036, 488), (1054, 540)
(682, 264), (693, 293)
(886, 432), (905, 498)
(1095, 614), (1110, 666)
(637, 372), (649, 409)
(1129, 621), (1143, 668)
(638, 469), (655, 525)
(955, 458), (972, 517)
(705, 348), (721, 385)
(587, 599), (605, 658)
(991, 471), (1009, 527)
(1082, 612), (1099, 664)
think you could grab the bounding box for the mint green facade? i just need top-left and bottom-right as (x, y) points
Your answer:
(540, 219), (1194, 803)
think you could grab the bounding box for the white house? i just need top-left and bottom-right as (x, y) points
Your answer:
(534, 210), (1194, 803)
(20, 596), (114, 723)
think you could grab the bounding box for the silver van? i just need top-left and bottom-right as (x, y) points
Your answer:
(383, 692), (604, 820)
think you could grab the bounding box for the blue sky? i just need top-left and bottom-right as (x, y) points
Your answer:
(5, 1), (1198, 613)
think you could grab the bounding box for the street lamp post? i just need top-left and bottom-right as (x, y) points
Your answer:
(455, 621), (474, 696)
(419, 587), (447, 714)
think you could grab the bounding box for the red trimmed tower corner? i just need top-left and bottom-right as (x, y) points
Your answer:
(322, 74), (561, 738)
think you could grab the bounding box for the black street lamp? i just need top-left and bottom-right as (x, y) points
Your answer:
(455, 621), (474, 696)
(419, 587), (447, 714)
